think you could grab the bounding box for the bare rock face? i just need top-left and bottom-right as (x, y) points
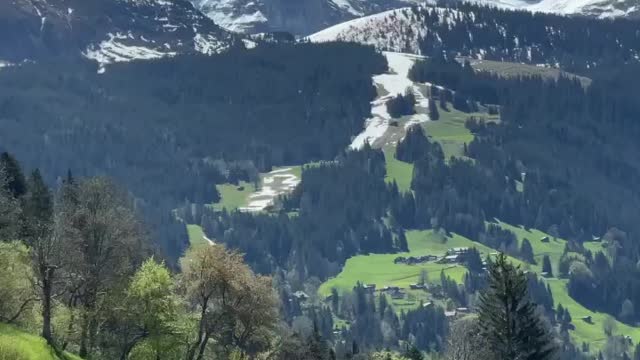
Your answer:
(0, 0), (239, 64)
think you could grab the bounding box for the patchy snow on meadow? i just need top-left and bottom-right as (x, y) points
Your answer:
(239, 167), (300, 212)
(349, 52), (431, 150)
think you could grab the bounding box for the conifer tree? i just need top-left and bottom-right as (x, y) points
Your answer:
(542, 255), (553, 277)
(478, 253), (557, 360)
(428, 97), (440, 120)
(520, 239), (535, 263)
(397, 229), (409, 252)
(0, 152), (27, 198)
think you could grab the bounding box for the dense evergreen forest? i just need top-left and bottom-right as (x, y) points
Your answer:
(403, 53), (640, 329)
(387, 3), (640, 71)
(0, 42), (386, 261)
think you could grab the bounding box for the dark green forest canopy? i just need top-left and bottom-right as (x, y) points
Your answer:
(0, 42), (386, 259)
(414, 2), (640, 71)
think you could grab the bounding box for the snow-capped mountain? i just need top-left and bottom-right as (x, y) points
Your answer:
(0, 0), (240, 66)
(192, 0), (638, 36)
(191, 0), (423, 35)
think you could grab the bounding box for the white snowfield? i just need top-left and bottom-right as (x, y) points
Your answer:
(84, 29), (230, 71)
(349, 52), (431, 150)
(239, 168), (300, 212)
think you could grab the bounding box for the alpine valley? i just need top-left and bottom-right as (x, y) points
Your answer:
(2, 0), (640, 360)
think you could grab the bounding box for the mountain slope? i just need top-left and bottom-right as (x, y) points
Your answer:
(478, 0), (640, 18)
(191, 0), (423, 35)
(192, 0), (638, 36)
(309, 4), (640, 69)
(0, 0), (239, 66)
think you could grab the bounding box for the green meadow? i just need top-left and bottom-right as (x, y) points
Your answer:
(0, 323), (82, 360)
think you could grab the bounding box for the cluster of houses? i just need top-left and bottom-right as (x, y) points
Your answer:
(393, 247), (472, 267)
(437, 247), (470, 264)
(356, 283), (431, 300)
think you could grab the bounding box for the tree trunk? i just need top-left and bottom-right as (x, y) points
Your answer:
(185, 298), (208, 360)
(41, 266), (55, 346)
(195, 332), (211, 360)
(79, 312), (89, 358)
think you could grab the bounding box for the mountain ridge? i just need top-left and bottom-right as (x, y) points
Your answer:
(192, 0), (639, 36)
(0, 0), (240, 67)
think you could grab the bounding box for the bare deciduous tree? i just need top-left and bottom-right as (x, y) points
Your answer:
(58, 177), (147, 358)
(445, 315), (492, 360)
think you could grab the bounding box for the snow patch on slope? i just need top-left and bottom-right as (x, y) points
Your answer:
(239, 168), (300, 212)
(331, 0), (364, 16)
(194, 0), (268, 33)
(84, 33), (176, 66)
(350, 52), (430, 150)
(193, 32), (228, 54)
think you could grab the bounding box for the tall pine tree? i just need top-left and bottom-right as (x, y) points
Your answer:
(0, 152), (27, 199)
(478, 253), (557, 360)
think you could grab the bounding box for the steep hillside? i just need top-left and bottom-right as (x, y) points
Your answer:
(309, 4), (640, 70)
(0, 0), (239, 66)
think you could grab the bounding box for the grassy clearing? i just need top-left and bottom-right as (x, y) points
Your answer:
(212, 181), (255, 211)
(319, 230), (495, 296)
(466, 59), (592, 87)
(547, 279), (640, 349)
(0, 323), (82, 360)
(423, 104), (498, 160)
(583, 240), (606, 255)
(384, 147), (413, 192)
(494, 221), (566, 275)
(187, 224), (209, 249)
(493, 220), (640, 349)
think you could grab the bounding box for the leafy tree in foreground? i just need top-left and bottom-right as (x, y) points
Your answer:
(478, 253), (557, 360)
(59, 177), (148, 358)
(115, 259), (182, 360)
(22, 169), (58, 346)
(180, 243), (279, 359)
(0, 241), (34, 324)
